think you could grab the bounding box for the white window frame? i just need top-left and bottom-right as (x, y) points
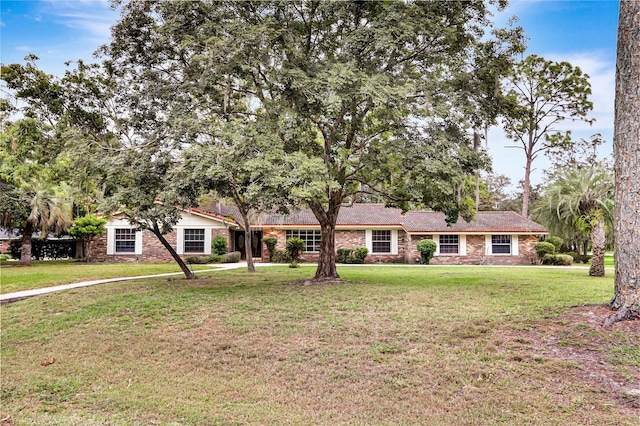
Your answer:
(107, 227), (142, 255)
(438, 234), (460, 255)
(485, 235), (519, 256)
(177, 228), (211, 255)
(365, 230), (398, 255)
(183, 228), (206, 254)
(434, 234), (466, 256)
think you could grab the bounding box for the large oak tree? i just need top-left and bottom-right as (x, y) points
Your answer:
(105, 0), (517, 280)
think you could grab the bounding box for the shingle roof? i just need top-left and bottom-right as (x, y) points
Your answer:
(204, 203), (547, 234)
(401, 210), (547, 234)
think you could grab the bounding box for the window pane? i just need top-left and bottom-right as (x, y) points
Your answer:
(115, 229), (136, 253)
(184, 229), (205, 253)
(286, 229), (321, 252)
(372, 230), (391, 253)
(439, 235), (459, 254)
(491, 235), (511, 254)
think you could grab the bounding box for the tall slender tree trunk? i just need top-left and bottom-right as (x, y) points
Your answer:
(589, 218), (606, 277)
(606, 0), (640, 326)
(240, 212), (256, 273)
(521, 143), (533, 218)
(151, 223), (196, 279)
(20, 221), (33, 266)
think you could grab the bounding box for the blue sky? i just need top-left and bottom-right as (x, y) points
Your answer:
(1, 0), (620, 192)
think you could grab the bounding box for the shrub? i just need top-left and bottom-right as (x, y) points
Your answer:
(352, 247), (368, 264)
(223, 251), (241, 263)
(541, 254), (573, 266)
(205, 254), (224, 263)
(556, 254), (574, 266)
(565, 252), (579, 262)
(578, 254), (592, 264)
(286, 237), (305, 263)
(262, 237), (278, 262)
(546, 236), (563, 253)
(337, 247), (368, 264)
(212, 236), (227, 255)
(0, 254), (9, 261)
(289, 260), (299, 268)
(534, 241), (556, 262)
(185, 256), (206, 264)
(273, 249), (291, 263)
(337, 248), (352, 264)
(416, 239), (437, 264)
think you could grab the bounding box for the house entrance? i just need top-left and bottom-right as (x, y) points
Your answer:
(234, 231), (262, 259)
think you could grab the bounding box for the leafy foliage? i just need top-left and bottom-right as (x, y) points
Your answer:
(262, 237), (278, 263)
(286, 238), (305, 264)
(337, 247), (368, 264)
(534, 242), (556, 261)
(545, 236), (563, 253)
(212, 236), (227, 256)
(503, 54), (594, 217)
(416, 239), (438, 265)
(68, 214), (107, 261)
(541, 254), (574, 266)
(532, 166), (613, 276)
(104, 1), (517, 279)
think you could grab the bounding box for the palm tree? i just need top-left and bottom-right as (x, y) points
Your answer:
(18, 181), (73, 265)
(533, 167), (613, 277)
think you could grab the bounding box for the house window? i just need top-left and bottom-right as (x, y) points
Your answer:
(439, 235), (459, 254)
(491, 235), (511, 254)
(372, 230), (392, 253)
(115, 229), (136, 253)
(184, 229), (205, 253)
(286, 230), (322, 252)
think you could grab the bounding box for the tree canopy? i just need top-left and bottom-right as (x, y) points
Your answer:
(104, 0), (518, 279)
(503, 54), (594, 218)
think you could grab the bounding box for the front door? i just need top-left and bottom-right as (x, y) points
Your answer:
(234, 231), (262, 259)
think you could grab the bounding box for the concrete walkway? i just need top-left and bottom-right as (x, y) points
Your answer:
(0, 262), (278, 305)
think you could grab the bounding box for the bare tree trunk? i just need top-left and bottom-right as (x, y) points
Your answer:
(240, 212), (256, 273)
(20, 221), (33, 266)
(521, 147), (533, 218)
(151, 223), (196, 280)
(589, 218), (606, 277)
(607, 0), (640, 326)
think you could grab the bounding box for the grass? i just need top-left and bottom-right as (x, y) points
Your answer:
(0, 261), (217, 294)
(1, 265), (638, 425)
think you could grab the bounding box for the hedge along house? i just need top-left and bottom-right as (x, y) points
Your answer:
(247, 204), (547, 265)
(91, 208), (240, 262)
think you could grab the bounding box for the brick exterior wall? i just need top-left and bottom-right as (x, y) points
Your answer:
(90, 228), (232, 263)
(408, 234), (538, 265)
(260, 230), (539, 265)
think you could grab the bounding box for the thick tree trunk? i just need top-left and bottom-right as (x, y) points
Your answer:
(240, 213), (256, 273)
(308, 196), (342, 281)
(151, 223), (196, 279)
(589, 218), (606, 277)
(20, 221), (33, 266)
(316, 220), (339, 279)
(607, 0), (640, 325)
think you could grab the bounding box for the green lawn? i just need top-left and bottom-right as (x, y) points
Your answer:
(1, 266), (638, 425)
(0, 261), (217, 294)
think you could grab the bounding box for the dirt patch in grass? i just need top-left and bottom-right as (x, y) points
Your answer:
(502, 304), (640, 415)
